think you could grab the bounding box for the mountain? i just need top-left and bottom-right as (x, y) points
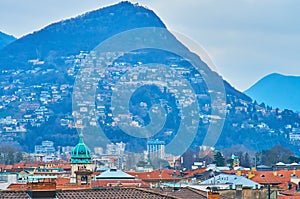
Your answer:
(0, 31), (16, 50)
(0, 2), (250, 100)
(1, 2), (298, 155)
(0, 1), (165, 69)
(245, 73), (300, 111)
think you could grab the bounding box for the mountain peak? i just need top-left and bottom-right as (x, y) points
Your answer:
(267, 72), (283, 77)
(0, 1), (165, 68)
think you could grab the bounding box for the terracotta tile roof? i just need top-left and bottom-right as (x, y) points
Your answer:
(0, 191), (30, 199)
(278, 196), (300, 199)
(12, 162), (41, 170)
(93, 171), (101, 175)
(56, 184), (91, 190)
(182, 168), (206, 178)
(53, 178), (91, 190)
(56, 187), (176, 199)
(251, 170), (299, 186)
(280, 181), (297, 191)
(26, 163), (41, 167)
(56, 177), (70, 186)
(221, 169), (249, 176)
(4, 165), (13, 170)
(59, 164), (71, 170)
(7, 183), (28, 191)
(126, 170), (179, 181)
(12, 163), (27, 169)
(281, 189), (300, 196)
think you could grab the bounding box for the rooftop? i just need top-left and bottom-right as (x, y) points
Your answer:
(200, 173), (261, 189)
(96, 168), (135, 180)
(71, 131), (91, 164)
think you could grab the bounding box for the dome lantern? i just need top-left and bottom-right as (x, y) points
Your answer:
(71, 130), (91, 164)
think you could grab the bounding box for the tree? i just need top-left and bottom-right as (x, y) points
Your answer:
(213, 152), (225, 166)
(289, 156), (300, 163)
(260, 102), (266, 109)
(226, 158), (234, 169)
(0, 144), (24, 164)
(236, 151), (244, 166)
(260, 145), (294, 166)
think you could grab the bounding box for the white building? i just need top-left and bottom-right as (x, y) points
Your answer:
(147, 139), (165, 160)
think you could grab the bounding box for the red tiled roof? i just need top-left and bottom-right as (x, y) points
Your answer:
(56, 177), (70, 186)
(126, 170), (179, 181)
(221, 169), (249, 176)
(281, 189), (300, 196)
(59, 164), (71, 170)
(251, 170), (300, 186)
(12, 162), (42, 169)
(4, 165), (13, 170)
(55, 177), (92, 190)
(182, 168), (206, 178)
(13, 163), (27, 169)
(7, 183), (28, 191)
(24, 163), (42, 167)
(278, 196), (300, 199)
(93, 171), (101, 176)
(56, 184), (91, 190)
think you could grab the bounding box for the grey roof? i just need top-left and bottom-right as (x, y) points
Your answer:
(256, 165), (271, 168)
(96, 168), (135, 180)
(199, 173), (261, 189)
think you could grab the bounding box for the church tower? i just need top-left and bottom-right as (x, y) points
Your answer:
(70, 131), (93, 184)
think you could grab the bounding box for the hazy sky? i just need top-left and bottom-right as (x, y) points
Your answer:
(0, 0), (299, 91)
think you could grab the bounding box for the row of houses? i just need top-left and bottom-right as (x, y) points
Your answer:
(1, 160), (300, 198)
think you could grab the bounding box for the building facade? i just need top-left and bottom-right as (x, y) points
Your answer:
(147, 139), (165, 160)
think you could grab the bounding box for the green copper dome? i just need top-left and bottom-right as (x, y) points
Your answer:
(71, 131), (92, 164)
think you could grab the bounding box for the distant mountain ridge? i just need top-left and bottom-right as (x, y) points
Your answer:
(0, 31), (16, 50)
(245, 73), (300, 111)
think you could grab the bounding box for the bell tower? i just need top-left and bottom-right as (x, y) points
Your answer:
(70, 131), (93, 184)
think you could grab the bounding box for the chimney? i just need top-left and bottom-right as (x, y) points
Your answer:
(26, 177), (57, 199)
(235, 184), (243, 199)
(248, 171), (255, 179)
(273, 171), (277, 176)
(207, 191), (220, 199)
